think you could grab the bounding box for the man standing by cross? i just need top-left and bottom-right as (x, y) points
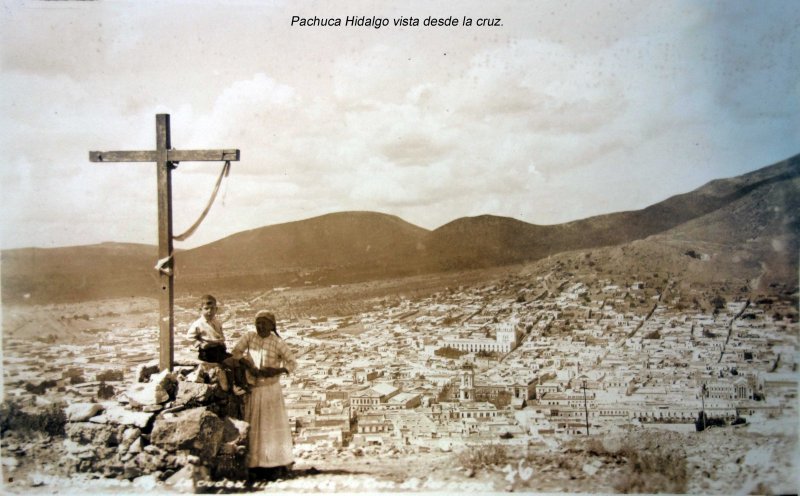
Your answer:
(90, 114), (240, 371)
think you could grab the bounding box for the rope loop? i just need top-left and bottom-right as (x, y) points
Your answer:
(174, 160), (231, 241)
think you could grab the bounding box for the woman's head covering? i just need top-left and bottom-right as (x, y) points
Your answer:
(255, 310), (276, 325)
(255, 310), (279, 337)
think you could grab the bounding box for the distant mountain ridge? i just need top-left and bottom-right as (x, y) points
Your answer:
(175, 211), (431, 291)
(2, 243), (160, 303)
(426, 154), (800, 268)
(2, 154), (798, 303)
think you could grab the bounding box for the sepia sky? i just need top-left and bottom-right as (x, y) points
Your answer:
(1, 0), (798, 249)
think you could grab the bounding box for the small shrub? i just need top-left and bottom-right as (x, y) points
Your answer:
(584, 437), (609, 456)
(458, 445), (509, 472)
(613, 438), (688, 493)
(33, 402), (67, 436)
(0, 400), (67, 437)
(0, 400), (24, 434)
(97, 381), (116, 400)
(96, 370), (125, 382)
(24, 380), (58, 395)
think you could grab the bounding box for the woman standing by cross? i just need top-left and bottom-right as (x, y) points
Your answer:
(232, 310), (297, 480)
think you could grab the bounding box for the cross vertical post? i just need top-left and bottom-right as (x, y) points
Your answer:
(156, 114), (174, 371)
(90, 114), (240, 372)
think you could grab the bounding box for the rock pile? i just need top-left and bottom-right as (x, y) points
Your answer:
(62, 362), (249, 488)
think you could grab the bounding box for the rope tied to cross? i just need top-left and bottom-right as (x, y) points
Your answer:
(173, 160), (231, 241)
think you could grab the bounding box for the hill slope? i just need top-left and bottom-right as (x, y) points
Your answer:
(2, 154), (797, 304)
(640, 162), (800, 290)
(518, 157), (800, 295)
(176, 211), (431, 291)
(427, 154), (800, 269)
(1, 243), (158, 304)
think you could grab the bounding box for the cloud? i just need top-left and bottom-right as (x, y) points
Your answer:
(2, 0), (799, 248)
(379, 133), (450, 167)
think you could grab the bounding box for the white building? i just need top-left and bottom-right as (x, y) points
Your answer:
(444, 319), (520, 354)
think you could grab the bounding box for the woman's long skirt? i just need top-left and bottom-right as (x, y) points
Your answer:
(244, 382), (294, 468)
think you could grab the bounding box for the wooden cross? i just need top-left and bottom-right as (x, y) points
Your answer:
(90, 114), (240, 371)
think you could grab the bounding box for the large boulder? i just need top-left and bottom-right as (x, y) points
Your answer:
(131, 444), (174, 474)
(212, 417), (250, 480)
(64, 402), (104, 422)
(117, 427), (142, 456)
(66, 422), (126, 447)
(221, 417), (249, 450)
(63, 438), (96, 458)
(126, 370), (177, 407)
(150, 407), (225, 460)
(174, 381), (214, 407)
(135, 362), (160, 383)
(89, 404), (154, 429)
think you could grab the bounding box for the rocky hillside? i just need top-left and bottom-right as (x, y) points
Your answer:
(426, 153), (799, 269)
(3, 407), (796, 494)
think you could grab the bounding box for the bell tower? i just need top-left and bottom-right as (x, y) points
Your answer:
(459, 364), (474, 402)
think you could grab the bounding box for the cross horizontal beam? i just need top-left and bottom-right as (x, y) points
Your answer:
(89, 149), (240, 163)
